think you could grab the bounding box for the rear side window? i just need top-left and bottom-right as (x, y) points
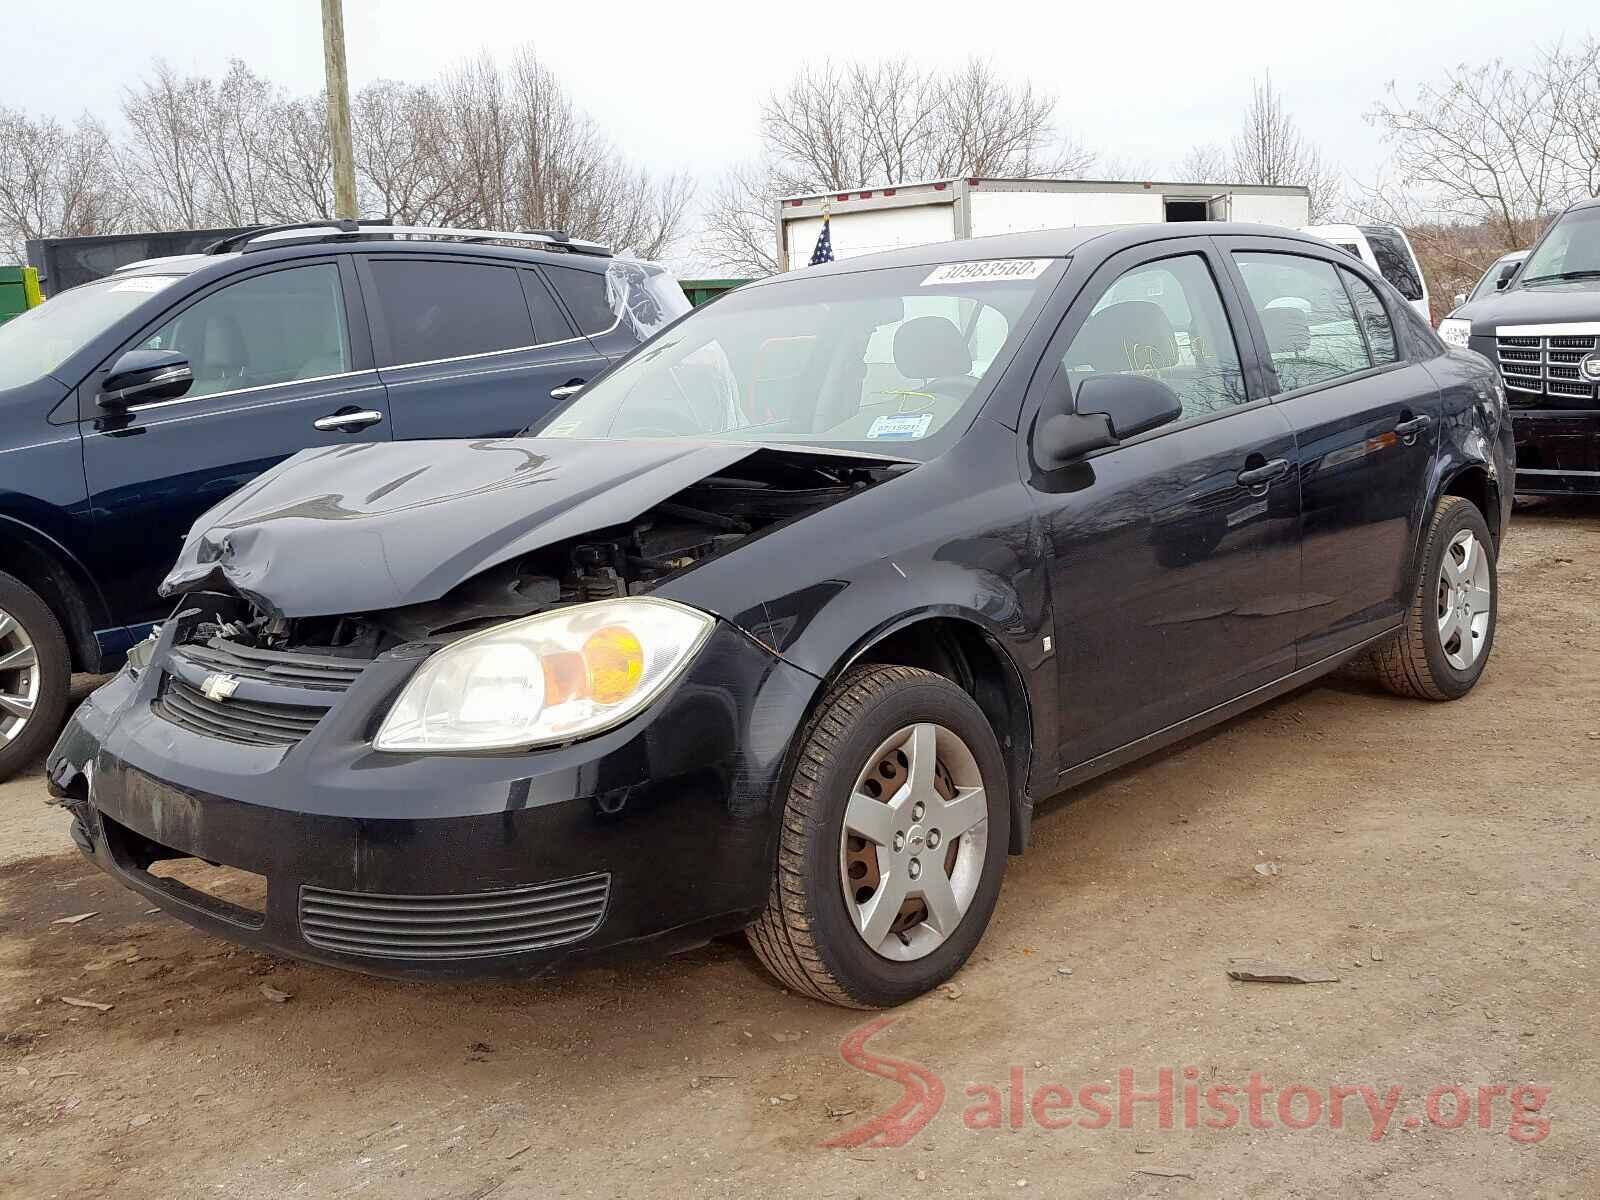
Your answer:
(1358, 226), (1424, 301)
(1340, 269), (1398, 365)
(1233, 252), (1373, 392)
(140, 264), (349, 398)
(544, 266), (616, 335)
(520, 271), (574, 343)
(365, 260), (534, 366)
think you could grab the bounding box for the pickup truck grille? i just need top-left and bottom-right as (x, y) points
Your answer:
(1496, 331), (1599, 405)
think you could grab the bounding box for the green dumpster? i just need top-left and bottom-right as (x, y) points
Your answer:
(0, 266), (42, 326)
(679, 278), (750, 307)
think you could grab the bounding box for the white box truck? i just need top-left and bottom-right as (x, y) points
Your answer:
(776, 177), (1312, 271)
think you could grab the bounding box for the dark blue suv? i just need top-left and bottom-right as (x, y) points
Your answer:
(0, 222), (684, 778)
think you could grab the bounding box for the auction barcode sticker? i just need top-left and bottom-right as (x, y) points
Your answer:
(922, 260), (1051, 286)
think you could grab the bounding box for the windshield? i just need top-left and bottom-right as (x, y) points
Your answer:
(1520, 207), (1600, 285)
(0, 274), (180, 390)
(531, 259), (1061, 458)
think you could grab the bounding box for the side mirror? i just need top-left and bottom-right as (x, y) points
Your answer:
(1076, 373), (1183, 440)
(1494, 275), (1512, 292)
(100, 349), (193, 408)
(1453, 292), (1467, 307)
(1031, 372), (1183, 470)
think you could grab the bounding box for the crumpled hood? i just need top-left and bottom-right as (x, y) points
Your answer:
(1458, 280), (1600, 330)
(161, 437), (907, 618)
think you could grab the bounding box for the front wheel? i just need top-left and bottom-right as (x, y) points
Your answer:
(1370, 496), (1497, 700)
(0, 571), (72, 783)
(747, 665), (1010, 1008)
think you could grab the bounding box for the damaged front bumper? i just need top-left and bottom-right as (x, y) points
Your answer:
(45, 619), (819, 980)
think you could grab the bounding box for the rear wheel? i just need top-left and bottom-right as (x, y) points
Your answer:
(1370, 496), (1496, 700)
(0, 571), (72, 783)
(747, 665), (1009, 1008)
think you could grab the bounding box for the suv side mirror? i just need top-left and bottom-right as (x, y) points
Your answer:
(100, 349), (193, 408)
(1453, 292), (1467, 307)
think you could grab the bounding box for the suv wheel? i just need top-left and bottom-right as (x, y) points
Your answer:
(1370, 496), (1496, 700)
(0, 572), (72, 783)
(747, 665), (1009, 1008)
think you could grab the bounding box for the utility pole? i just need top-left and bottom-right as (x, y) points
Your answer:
(321, 0), (358, 219)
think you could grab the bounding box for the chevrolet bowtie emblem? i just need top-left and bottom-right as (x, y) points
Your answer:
(200, 673), (240, 702)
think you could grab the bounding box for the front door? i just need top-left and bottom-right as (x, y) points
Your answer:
(1024, 241), (1304, 768)
(82, 259), (391, 630)
(1216, 239), (1441, 663)
(357, 256), (612, 440)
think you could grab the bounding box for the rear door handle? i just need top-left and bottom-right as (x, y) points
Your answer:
(549, 379), (587, 400)
(1395, 414), (1433, 440)
(1236, 458), (1291, 488)
(313, 409), (384, 432)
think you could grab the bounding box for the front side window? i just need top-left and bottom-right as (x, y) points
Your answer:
(141, 264), (348, 399)
(366, 259), (534, 366)
(1060, 254), (1247, 422)
(1234, 252), (1373, 392)
(1358, 226), (1425, 301)
(1519, 206), (1600, 285)
(1340, 269), (1398, 365)
(533, 259), (1060, 458)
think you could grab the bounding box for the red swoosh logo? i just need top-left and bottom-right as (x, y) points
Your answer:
(822, 1016), (945, 1148)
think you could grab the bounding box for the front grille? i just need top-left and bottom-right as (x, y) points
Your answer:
(175, 638), (368, 691)
(1496, 330), (1599, 405)
(153, 676), (326, 747)
(299, 875), (610, 959)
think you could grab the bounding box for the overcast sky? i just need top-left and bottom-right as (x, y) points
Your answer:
(9, 2), (1594, 199)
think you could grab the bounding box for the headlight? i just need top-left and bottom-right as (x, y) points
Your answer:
(1438, 318), (1473, 349)
(373, 598), (715, 753)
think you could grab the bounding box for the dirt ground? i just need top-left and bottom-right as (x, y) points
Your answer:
(2, 502), (1598, 1199)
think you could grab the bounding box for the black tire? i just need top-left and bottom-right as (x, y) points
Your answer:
(0, 571), (72, 783)
(1369, 496), (1497, 701)
(746, 664), (1010, 1008)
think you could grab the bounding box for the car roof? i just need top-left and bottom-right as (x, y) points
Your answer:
(760, 222), (1339, 284)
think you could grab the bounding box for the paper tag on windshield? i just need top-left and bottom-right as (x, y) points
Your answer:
(109, 277), (177, 294)
(867, 412), (935, 440)
(922, 260), (1050, 286)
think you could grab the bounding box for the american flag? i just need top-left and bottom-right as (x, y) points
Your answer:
(809, 215), (834, 265)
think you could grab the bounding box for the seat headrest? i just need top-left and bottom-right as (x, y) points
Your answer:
(1261, 306), (1311, 356)
(893, 316), (972, 380)
(1070, 301), (1178, 372)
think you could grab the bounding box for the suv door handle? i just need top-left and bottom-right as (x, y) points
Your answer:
(313, 409), (384, 432)
(549, 378), (587, 400)
(1395, 414), (1433, 441)
(1236, 458), (1291, 488)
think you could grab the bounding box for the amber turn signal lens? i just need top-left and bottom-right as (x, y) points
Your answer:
(583, 626), (645, 704)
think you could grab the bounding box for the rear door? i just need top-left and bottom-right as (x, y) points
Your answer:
(81, 258), (390, 629)
(358, 255), (610, 439)
(1218, 237), (1441, 663)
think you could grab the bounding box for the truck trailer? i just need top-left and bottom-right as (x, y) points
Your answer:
(776, 177), (1312, 271)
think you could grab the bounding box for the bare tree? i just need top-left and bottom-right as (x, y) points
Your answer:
(0, 108), (124, 260)
(1361, 50), (1594, 246)
(707, 56), (1093, 275)
(1177, 143), (1230, 182)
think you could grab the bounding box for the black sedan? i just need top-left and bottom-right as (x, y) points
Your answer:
(47, 223), (1513, 1008)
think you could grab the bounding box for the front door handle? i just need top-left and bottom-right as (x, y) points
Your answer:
(549, 378), (587, 400)
(1395, 413), (1433, 441)
(1236, 458), (1291, 488)
(313, 409), (385, 432)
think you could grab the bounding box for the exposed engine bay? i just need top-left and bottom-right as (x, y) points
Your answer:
(171, 453), (904, 661)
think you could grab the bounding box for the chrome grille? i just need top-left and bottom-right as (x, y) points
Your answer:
(1496, 330), (1599, 405)
(300, 875), (610, 959)
(153, 676), (326, 747)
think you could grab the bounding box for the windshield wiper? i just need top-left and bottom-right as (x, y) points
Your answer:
(1519, 270), (1600, 285)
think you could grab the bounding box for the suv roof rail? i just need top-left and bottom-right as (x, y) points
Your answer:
(208, 220), (612, 258)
